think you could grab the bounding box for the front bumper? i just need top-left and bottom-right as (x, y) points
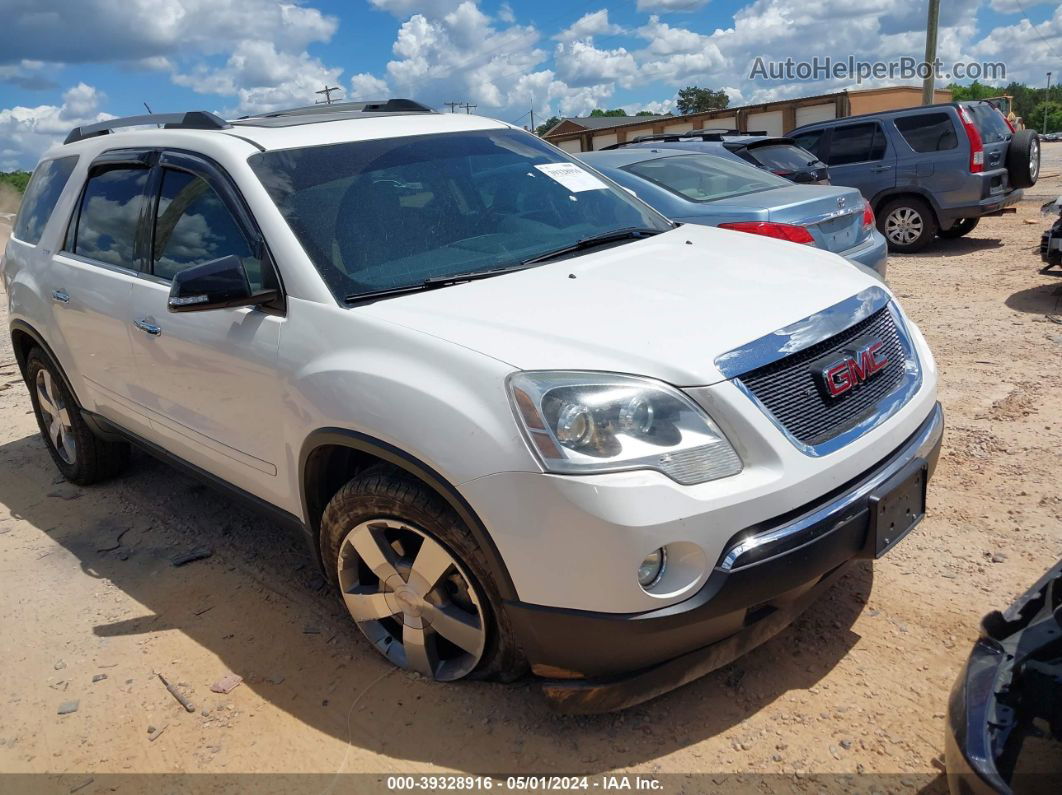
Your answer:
(507, 402), (943, 713)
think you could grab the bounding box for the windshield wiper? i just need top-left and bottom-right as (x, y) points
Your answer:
(345, 264), (538, 303)
(521, 227), (664, 265)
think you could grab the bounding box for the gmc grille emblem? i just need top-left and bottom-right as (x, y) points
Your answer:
(813, 338), (889, 398)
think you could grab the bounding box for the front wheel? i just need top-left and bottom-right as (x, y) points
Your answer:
(320, 466), (526, 682)
(878, 197), (938, 253)
(938, 217), (980, 239)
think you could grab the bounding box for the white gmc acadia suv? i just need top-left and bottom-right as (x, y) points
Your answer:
(2, 100), (942, 713)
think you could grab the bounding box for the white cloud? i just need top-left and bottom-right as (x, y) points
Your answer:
(554, 40), (638, 89)
(972, 6), (1062, 86)
(368, 0), (465, 19)
(497, 2), (515, 24)
(636, 0), (710, 11)
(174, 41), (343, 115)
(0, 0), (337, 64)
(351, 72), (391, 100)
(553, 10), (623, 43)
(0, 83), (114, 170)
(987, 0), (1051, 14)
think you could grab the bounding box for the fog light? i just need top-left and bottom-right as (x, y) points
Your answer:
(637, 547), (667, 588)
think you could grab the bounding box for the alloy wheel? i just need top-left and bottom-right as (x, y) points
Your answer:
(884, 207), (924, 245)
(337, 518), (486, 680)
(1030, 138), (1040, 182)
(35, 369), (76, 465)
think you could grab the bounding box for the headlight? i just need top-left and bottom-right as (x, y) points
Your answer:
(507, 371), (742, 484)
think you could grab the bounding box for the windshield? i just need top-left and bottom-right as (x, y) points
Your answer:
(624, 154), (790, 203)
(248, 129), (670, 300)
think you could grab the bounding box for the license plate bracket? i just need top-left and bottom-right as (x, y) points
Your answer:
(866, 458), (927, 558)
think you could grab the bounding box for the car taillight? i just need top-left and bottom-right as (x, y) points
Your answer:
(718, 221), (815, 244)
(957, 105), (984, 173)
(862, 198), (874, 230)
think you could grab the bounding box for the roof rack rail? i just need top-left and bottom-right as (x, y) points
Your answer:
(243, 99), (435, 119)
(620, 128), (768, 145)
(64, 111), (231, 145)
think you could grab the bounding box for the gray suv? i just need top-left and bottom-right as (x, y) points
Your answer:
(789, 101), (1040, 252)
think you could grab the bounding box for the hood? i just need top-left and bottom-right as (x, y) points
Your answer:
(359, 225), (885, 386)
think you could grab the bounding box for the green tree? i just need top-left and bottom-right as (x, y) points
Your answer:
(1032, 101), (1062, 134)
(535, 115), (563, 136)
(635, 110), (657, 116)
(0, 171), (31, 193)
(675, 86), (729, 115)
(589, 108), (629, 117)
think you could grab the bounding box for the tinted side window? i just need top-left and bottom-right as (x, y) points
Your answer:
(12, 156), (78, 245)
(791, 130), (824, 158)
(72, 166), (148, 267)
(153, 169), (265, 288)
(895, 113), (957, 152)
(827, 123), (886, 165)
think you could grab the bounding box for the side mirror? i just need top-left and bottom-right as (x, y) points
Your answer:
(167, 255), (278, 313)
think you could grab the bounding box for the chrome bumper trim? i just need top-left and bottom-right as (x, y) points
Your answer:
(719, 402), (943, 571)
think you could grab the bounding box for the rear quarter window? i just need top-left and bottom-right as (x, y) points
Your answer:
(894, 113), (958, 152)
(11, 156), (79, 245)
(966, 103), (1011, 144)
(745, 144), (822, 172)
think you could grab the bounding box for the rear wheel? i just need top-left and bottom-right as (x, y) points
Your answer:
(938, 217), (980, 239)
(321, 466), (525, 682)
(26, 348), (130, 485)
(878, 197), (938, 253)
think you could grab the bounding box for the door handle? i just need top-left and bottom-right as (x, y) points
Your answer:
(133, 319), (162, 336)
(872, 165), (893, 172)
(51, 289), (70, 303)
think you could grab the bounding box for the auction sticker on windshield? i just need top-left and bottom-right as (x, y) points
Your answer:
(534, 163), (608, 192)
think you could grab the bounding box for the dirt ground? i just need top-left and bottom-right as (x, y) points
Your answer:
(1, 147), (1061, 791)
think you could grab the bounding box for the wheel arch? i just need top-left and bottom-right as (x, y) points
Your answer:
(299, 428), (518, 601)
(870, 189), (942, 225)
(9, 319), (78, 402)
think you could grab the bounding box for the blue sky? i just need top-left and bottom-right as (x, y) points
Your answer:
(0, 0), (1059, 169)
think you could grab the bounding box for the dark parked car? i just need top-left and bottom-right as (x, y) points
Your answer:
(946, 560), (1062, 793)
(603, 130), (830, 185)
(789, 101), (1040, 253)
(579, 148), (886, 275)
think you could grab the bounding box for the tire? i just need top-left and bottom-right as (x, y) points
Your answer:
(878, 196), (938, 253)
(320, 465), (526, 682)
(25, 347), (130, 485)
(938, 217), (980, 239)
(1006, 129), (1040, 189)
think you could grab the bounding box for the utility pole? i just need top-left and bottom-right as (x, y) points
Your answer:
(460, 102), (477, 114)
(315, 85), (342, 105)
(529, 95), (535, 133)
(921, 0), (940, 106)
(1046, 72), (1053, 134)
(444, 101), (461, 113)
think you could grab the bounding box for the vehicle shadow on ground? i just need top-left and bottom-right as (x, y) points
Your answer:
(902, 237), (1004, 258)
(1005, 281), (1062, 315)
(0, 431), (872, 774)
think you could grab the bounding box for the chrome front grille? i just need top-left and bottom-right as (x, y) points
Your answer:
(735, 307), (906, 446)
